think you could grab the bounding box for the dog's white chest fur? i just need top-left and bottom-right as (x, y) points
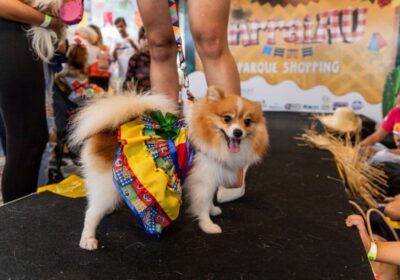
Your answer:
(190, 153), (238, 187)
(183, 148), (253, 234)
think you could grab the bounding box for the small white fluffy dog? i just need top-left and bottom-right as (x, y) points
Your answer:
(70, 88), (269, 250)
(22, 0), (67, 62)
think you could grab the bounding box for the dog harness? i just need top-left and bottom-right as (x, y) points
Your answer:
(112, 111), (193, 235)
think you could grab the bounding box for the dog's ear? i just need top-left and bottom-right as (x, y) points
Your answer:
(206, 86), (225, 102)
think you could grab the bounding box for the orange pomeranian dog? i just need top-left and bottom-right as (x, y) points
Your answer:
(185, 86), (269, 233)
(70, 86), (268, 250)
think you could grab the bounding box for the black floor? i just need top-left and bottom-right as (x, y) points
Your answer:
(0, 112), (373, 280)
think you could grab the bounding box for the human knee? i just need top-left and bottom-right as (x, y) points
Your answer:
(147, 32), (176, 62)
(192, 29), (227, 60)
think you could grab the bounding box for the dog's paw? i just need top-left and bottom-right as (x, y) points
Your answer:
(210, 206), (222, 216)
(199, 221), (222, 234)
(79, 236), (99, 250)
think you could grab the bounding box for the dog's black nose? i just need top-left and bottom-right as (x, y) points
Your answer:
(233, 129), (243, 138)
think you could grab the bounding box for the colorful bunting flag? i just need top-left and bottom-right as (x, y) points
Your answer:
(287, 48), (299, 58)
(378, 0), (391, 7)
(103, 11), (113, 26)
(376, 32), (388, 49)
(392, 0), (400, 6)
(274, 48), (285, 57)
(302, 47), (313, 57)
(262, 45), (273, 56)
(369, 32), (387, 53)
(368, 33), (379, 53)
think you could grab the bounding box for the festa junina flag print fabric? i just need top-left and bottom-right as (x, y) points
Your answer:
(112, 112), (192, 235)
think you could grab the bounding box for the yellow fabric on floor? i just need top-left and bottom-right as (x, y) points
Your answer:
(37, 175), (86, 198)
(386, 217), (400, 230)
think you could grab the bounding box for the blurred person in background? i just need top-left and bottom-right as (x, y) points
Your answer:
(123, 26), (150, 92)
(361, 89), (400, 152)
(88, 24), (111, 91)
(112, 17), (139, 79)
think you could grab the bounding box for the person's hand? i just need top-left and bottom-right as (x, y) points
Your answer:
(384, 196), (400, 220)
(388, 148), (400, 156)
(359, 145), (378, 158)
(128, 39), (139, 51)
(127, 38), (135, 47)
(113, 44), (120, 61)
(57, 40), (68, 54)
(49, 16), (63, 30)
(346, 214), (371, 252)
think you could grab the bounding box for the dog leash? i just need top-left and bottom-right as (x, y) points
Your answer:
(168, 0), (195, 104)
(168, 0), (195, 185)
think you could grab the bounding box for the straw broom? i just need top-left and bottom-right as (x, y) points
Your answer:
(301, 122), (387, 208)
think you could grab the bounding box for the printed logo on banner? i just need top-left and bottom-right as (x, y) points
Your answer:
(261, 100), (268, 109)
(322, 96), (331, 103)
(285, 103), (302, 110)
(269, 103), (284, 110)
(333, 102), (349, 110)
(321, 96), (331, 111)
(321, 95), (332, 111)
(352, 100), (363, 111)
(241, 88), (254, 95)
(302, 104), (320, 110)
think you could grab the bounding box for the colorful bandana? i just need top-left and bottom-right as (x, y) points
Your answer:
(112, 111), (192, 235)
(64, 74), (104, 105)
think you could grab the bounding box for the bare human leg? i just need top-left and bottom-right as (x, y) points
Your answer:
(136, 0), (180, 100)
(188, 0), (245, 198)
(188, 0), (240, 96)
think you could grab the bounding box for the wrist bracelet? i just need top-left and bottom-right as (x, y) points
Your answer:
(40, 14), (52, 28)
(368, 242), (378, 261)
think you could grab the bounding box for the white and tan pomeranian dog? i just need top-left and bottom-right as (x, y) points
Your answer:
(22, 0), (67, 62)
(185, 86), (268, 234)
(70, 86), (269, 250)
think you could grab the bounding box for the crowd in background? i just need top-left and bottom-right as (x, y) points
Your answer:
(0, 13), (151, 200)
(42, 17), (151, 184)
(1, 0), (400, 273)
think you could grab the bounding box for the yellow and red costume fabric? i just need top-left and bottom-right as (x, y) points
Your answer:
(112, 111), (192, 235)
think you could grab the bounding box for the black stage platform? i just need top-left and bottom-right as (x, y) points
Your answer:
(0, 112), (373, 280)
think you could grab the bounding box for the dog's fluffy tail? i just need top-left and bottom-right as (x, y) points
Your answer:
(69, 93), (179, 147)
(26, 26), (58, 62)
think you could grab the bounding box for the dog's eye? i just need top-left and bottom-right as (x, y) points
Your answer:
(223, 115), (232, 123)
(244, 118), (252, 126)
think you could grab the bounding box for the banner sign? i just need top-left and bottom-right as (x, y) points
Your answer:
(191, 0), (400, 122)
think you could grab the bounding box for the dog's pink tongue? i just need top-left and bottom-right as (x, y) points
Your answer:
(229, 139), (241, 153)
